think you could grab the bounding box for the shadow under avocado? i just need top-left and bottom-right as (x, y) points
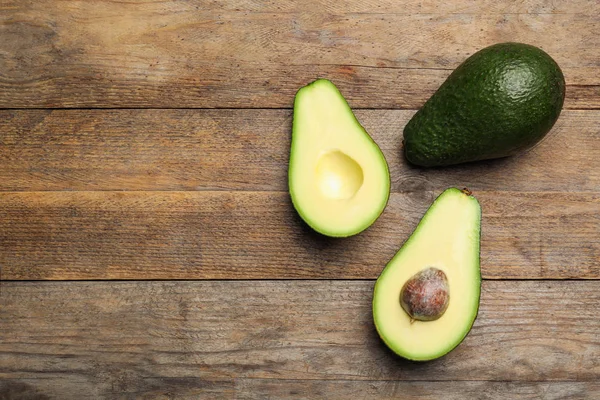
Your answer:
(284, 194), (343, 249)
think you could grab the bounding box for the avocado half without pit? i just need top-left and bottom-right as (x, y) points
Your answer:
(288, 79), (390, 237)
(373, 188), (481, 361)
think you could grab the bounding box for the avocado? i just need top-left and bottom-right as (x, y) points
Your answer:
(288, 79), (390, 237)
(404, 42), (565, 167)
(289, 79), (390, 237)
(372, 188), (481, 361)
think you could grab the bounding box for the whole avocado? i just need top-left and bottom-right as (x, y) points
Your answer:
(403, 42), (565, 167)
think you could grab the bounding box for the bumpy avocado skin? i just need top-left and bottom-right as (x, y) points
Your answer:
(403, 42), (566, 167)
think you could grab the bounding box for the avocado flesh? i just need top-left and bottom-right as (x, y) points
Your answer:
(289, 79), (390, 237)
(373, 188), (481, 361)
(404, 42), (565, 167)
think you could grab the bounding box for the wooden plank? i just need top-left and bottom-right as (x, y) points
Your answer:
(0, 2), (598, 108)
(1, 380), (597, 400)
(234, 380), (600, 400)
(1, 191), (598, 280)
(1, 281), (599, 399)
(1, 109), (598, 193)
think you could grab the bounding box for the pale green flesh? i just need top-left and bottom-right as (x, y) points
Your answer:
(373, 188), (481, 361)
(289, 79), (390, 237)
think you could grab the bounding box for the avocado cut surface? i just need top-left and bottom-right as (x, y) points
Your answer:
(289, 79), (390, 237)
(373, 188), (481, 361)
(404, 42), (565, 167)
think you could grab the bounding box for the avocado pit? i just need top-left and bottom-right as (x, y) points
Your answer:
(400, 267), (449, 322)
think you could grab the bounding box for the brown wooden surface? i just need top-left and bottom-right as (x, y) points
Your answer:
(232, 381), (600, 400)
(1, 0), (599, 398)
(1, 191), (598, 280)
(1, 281), (600, 399)
(0, 109), (598, 193)
(1, 381), (597, 400)
(1, 1), (599, 109)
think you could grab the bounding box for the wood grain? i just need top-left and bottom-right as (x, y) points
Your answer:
(234, 380), (600, 400)
(1, 1), (598, 108)
(1, 280), (599, 398)
(1, 109), (598, 193)
(1, 380), (596, 400)
(1, 191), (598, 280)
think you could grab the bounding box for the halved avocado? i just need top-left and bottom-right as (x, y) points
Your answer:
(289, 79), (390, 237)
(372, 188), (481, 361)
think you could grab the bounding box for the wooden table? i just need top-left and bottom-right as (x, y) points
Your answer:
(1, 1), (599, 398)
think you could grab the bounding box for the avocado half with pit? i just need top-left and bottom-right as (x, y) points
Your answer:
(288, 79), (390, 237)
(373, 188), (481, 361)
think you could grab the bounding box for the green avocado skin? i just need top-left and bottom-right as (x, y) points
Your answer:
(403, 42), (566, 167)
